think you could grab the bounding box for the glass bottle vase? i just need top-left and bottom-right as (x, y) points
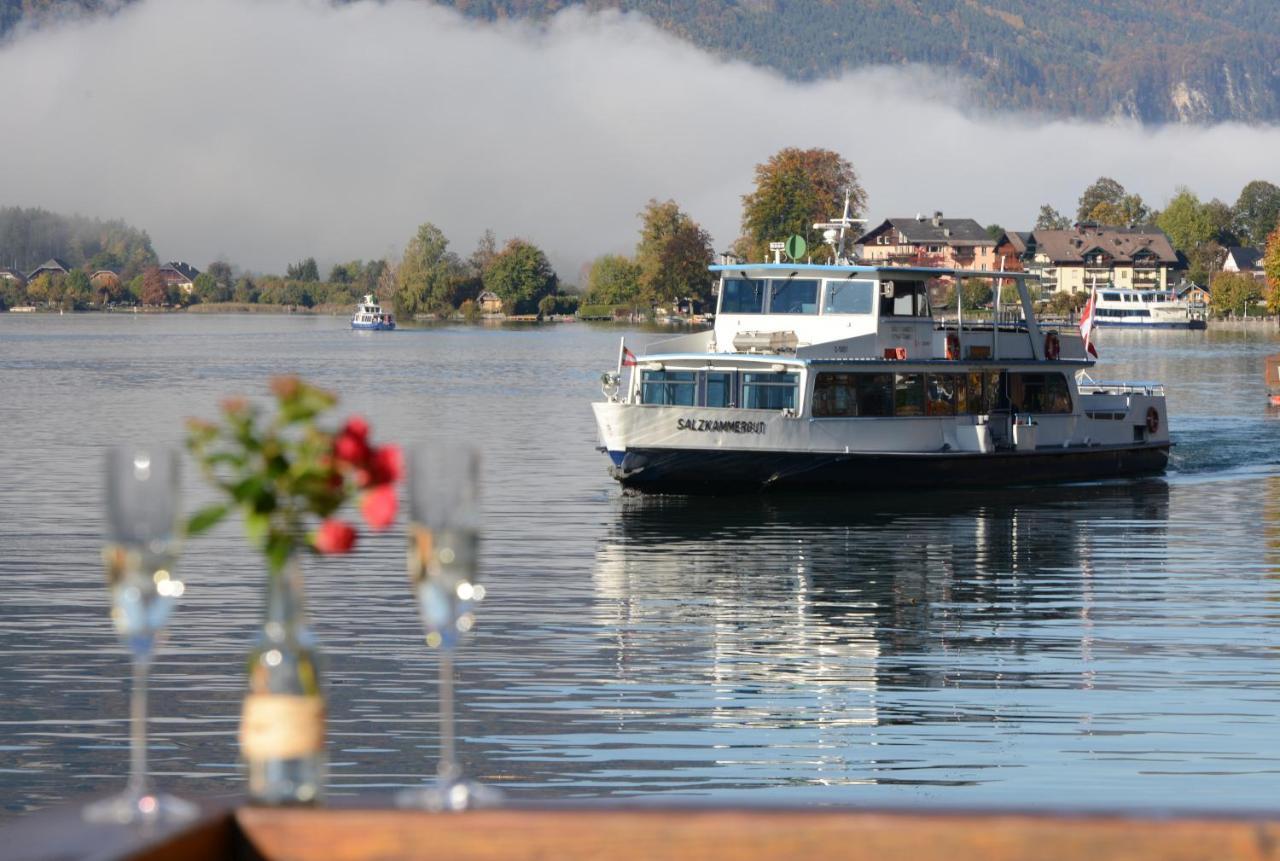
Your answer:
(240, 552), (326, 804)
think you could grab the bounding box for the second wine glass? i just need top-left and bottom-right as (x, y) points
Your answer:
(397, 444), (499, 811)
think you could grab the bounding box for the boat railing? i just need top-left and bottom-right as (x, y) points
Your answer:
(1077, 372), (1165, 397)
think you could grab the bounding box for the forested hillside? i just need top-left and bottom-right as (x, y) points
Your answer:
(0, 207), (157, 278)
(4, 0), (1280, 123)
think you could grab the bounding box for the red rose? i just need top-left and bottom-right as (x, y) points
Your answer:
(360, 484), (397, 531)
(341, 416), (369, 441)
(368, 444), (404, 486)
(313, 518), (357, 554)
(334, 433), (369, 467)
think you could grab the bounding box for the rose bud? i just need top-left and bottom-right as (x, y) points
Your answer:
(360, 484), (398, 531)
(313, 518), (357, 554)
(340, 416), (370, 441)
(369, 444), (404, 486)
(334, 430), (370, 466)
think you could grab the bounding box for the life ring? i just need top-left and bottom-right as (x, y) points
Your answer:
(945, 332), (960, 360)
(1044, 331), (1060, 360)
(1145, 406), (1160, 434)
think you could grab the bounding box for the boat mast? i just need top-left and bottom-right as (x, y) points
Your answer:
(813, 190), (866, 265)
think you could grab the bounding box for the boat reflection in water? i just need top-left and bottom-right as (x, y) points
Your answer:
(587, 481), (1170, 796)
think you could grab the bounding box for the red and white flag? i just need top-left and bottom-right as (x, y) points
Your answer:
(1078, 288), (1099, 358)
(617, 338), (638, 375)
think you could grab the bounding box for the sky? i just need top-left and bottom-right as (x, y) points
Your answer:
(2, 0), (1279, 282)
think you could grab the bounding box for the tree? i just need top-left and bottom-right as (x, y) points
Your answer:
(140, 267), (169, 306)
(395, 222), (467, 316)
(233, 277), (259, 303)
(25, 273), (50, 306)
(62, 269), (91, 309)
(1234, 180), (1280, 248)
(740, 147), (865, 262)
(585, 254), (641, 305)
(1034, 205), (1071, 230)
(1076, 177), (1149, 225)
(537, 294), (558, 318)
(192, 271), (229, 303)
(469, 229), (498, 276)
(483, 239), (557, 315)
(985, 223), (1004, 241)
(1264, 226), (1280, 306)
(286, 258), (320, 282)
(635, 199), (714, 306)
(1157, 188), (1236, 283)
(206, 260), (233, 288)
(1210, 272), (1263, 317)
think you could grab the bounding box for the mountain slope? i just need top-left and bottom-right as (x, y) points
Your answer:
(4, 0), (1279, 123)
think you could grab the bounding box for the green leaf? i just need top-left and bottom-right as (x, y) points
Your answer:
(186, 504), (229, 536)
(243, 511), (270, 548)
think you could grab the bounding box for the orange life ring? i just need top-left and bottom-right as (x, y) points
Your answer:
(1145, 406), (1160, 434)
(945, 332), (960, 360)
(1044, 332), (1060, 361)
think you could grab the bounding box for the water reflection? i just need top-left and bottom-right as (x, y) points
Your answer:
(580, 483), (1171, 794)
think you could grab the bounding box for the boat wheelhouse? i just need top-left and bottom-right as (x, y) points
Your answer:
(351, 294), (395, 331)
(1093, 287), (1205, 329)
(593, 261), (1170, 493)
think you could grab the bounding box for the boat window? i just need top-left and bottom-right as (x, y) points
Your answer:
(823, 279), (875, 314)
(926, 373), (962, 416)
(812, 372), (898, 417)
(967, 371), (1001, 414)
(768, 279), (820, 314)
(720, 278), (766, 314)
(1007, 372), (1073, 414)
(742, 372), (798, 410)
(894, 373), (925, 416)
(880, 279), (930, 317)
(705, 372), (734, 408)
(640, 370), (697, 406)
(1102, 292), (1120, 301)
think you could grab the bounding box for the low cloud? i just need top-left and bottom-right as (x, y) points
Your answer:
(2, 0), (1278, 279)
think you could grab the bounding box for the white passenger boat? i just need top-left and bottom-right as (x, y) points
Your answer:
(1094, 287), (1205, 329)
(351, 294), (395, 330)
(592, 217), (1170, 493)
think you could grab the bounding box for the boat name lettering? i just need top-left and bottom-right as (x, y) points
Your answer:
(676, 418), (767, 434)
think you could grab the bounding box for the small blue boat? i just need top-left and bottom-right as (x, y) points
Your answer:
(351, 294), (395, 330)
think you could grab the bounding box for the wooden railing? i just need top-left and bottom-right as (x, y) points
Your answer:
(5, 804), (1280, 861)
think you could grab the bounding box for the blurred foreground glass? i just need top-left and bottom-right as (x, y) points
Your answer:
(84, 446), (197, 825)
(397, 444), (499, 811)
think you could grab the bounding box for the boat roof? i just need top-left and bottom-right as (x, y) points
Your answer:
(709, 263), (1038, 281)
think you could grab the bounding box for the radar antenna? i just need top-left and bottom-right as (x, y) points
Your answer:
(812, 189), (866, 264)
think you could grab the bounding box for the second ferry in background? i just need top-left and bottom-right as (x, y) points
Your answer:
(351, 293), (396, 331)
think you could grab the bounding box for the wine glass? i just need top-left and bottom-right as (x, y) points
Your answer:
(83, 446), (197, 825)
(397, 444), (499, 811)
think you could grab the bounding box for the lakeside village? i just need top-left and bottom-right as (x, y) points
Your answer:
(3, 156), (1280, 325)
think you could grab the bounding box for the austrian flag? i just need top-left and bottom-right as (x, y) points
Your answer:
(1078, 289), (1099, 358)
(622, 347), (637, 367)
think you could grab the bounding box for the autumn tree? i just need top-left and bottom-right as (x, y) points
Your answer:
(635, 199), (714, 306)
(1210, 272), (1263, 317)
(585, 254), (641, 305)
(1076, 177), (1149, 225)
(395, 222), (467, 317)
(1264, 227), (1280, 312)
(740, 147), (865, 262)
(140, 267), (169, 306)
(483, 239), (558, 315)
(1234, 180), (1280, 248)
(63, 269), (91, 309)
(1035, 205), (1071, 230)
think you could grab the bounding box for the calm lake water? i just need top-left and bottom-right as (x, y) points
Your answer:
(2, 313), (1280, 816)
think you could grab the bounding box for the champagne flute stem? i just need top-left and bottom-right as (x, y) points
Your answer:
(437, 649), (459, 783)
(127, 655), (152, 797)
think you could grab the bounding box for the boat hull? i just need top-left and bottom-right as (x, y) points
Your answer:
(351, 321), (395, 331)
(1095, 320), (1205, 330)
(608, 443), (1170, 494)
